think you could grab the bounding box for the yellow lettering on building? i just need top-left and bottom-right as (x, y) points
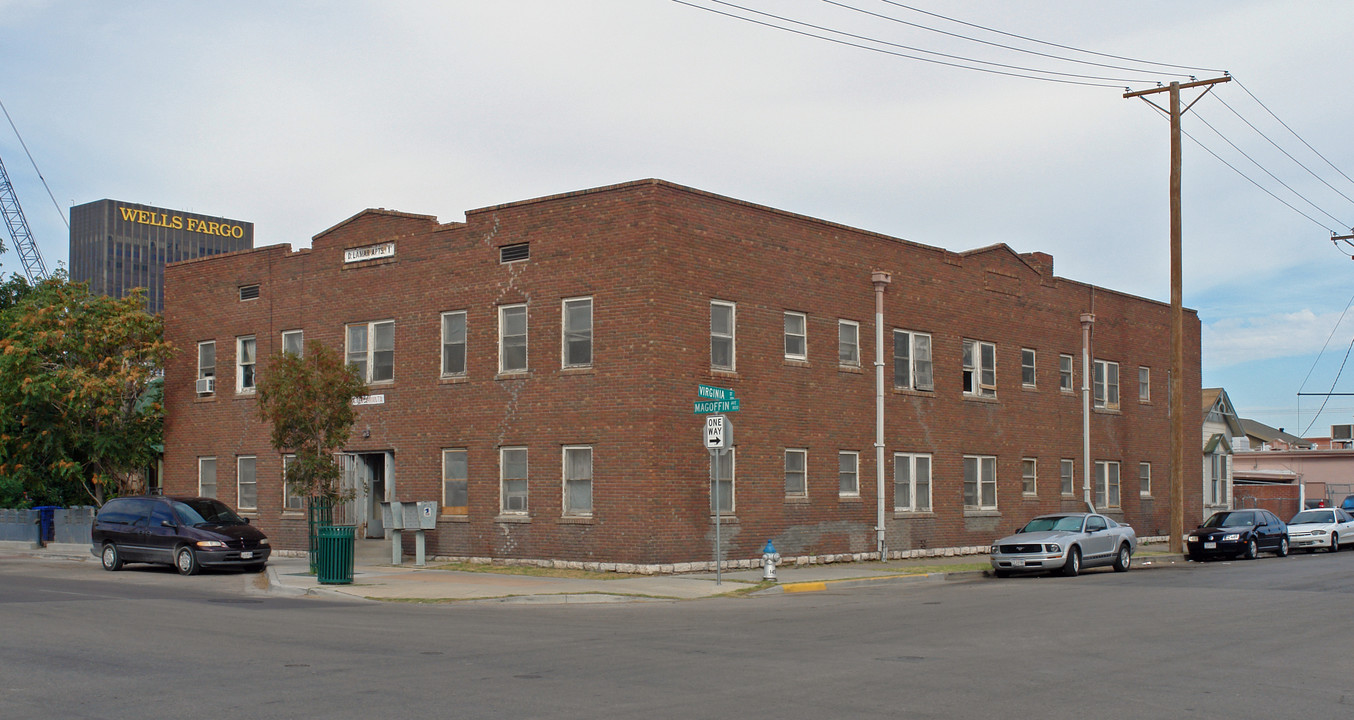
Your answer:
(119, 206), (243, 238)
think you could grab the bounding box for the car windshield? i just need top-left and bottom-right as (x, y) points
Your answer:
(173, 499), (246, 526)
(1021, 516), (1084, 533)
(1291, 510), (1334, 525)
(1201, 511), (1255, 528)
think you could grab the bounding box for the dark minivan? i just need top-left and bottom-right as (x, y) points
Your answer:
(91, 495), (270, 575)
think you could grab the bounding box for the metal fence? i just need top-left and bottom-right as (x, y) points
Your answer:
(0, 507), (95, 545)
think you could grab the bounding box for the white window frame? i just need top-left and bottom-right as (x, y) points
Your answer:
(963, 455), (997, 510)
(838, 320), (860, 368)
(562, 445), (593, 516)
(498, 305), (528, 374)
(281, 330), (304, 356)
(1094, 359), (1120, 410)
(838, 451), (860, 497)
(1021, 457), (1037, 496)
(236, 335), (256, 394)
(1059, 353), (1074, 393)
(1138, 366), (1150, 403)
(197, 340), (216, 396)
(347, 320), (395, 383)
(442, 449), (468, 515)
(1060, 459), (1075, 496)
(282, 454), (303, 512)
(237, 455), (257, 511)
(784, 449), (807, 498)
(1095, 460), (1121, 508)
(711, 300), (736, 371)
(1021, 348), (1036, 388)
(963, 339), (997, 397)
(500, 446), (528, 514)
(198, 457), (217, 498)
(893, 452), (932, 512)
(561, 297), (593, 368)
(711, 448), (735, 515)
(893, 330), (934, 391)
(441, 311), (467, 377)
(1139, 462), (1152, 497)
(784, 312), (807, 361)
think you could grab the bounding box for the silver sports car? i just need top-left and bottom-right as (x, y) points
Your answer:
(989, 513), (1137, 577)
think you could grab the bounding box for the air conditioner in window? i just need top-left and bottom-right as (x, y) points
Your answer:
(195, 377), (215, 394)
(1333, 424), (1353, 441)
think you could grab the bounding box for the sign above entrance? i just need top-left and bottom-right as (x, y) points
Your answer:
(352, 394), (385, 406)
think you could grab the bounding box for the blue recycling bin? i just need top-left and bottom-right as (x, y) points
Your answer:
(34, 506), (59, 544)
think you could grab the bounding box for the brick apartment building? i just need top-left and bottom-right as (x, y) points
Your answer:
(161, 179), (1202, 568)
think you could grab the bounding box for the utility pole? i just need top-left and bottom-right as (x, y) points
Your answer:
(1124, 75), (1230, 554)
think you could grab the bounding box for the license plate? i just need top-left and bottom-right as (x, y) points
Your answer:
(1012, 559), (1025, 567)
(241, 551), (254, 559)
(1204, 542), (1215, 549)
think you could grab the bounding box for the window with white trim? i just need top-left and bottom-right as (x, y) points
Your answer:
(562, 298), (592, 368)
(1138, 366), (1150, 403)
(711, 301), (735, 371)
(237, 456), (257, 510)
(1205, 453), (1228, 505)
(1094, 359), (1120, 410)
(893, 330), (933, 391)
(784, 449), (807, 497)
(838, 320), (860, 367)
(963, 339), (997, 397)
(1061, 459), (1075, 496)
(281, 330), (303, 357)
(893, 452), (932, 512)
(838, 451), (859, 497)
(197, 341), (215, 396)
(711, 448), (735, 515)
(282, 454), (303, 512)
(1095, 460), (1121, 508)
(500, 447), (528, 514)
(563, 446), (592, 516)
(963, 455), (997, 510)
(1059, 353), (1074, 393)
(784, 312), (807, 360)
(198, 457), (217, 498)
(236, 336), (256, 394)
(1139, 462), (1151, 497)
(1021, 348), (1036, 388)
(441, 311), (466, 377)
(499, 305), (528, 374)
(1021, 457), (1037, 495)
(347, 320), (394, 383)
(443, 449), (467, 515)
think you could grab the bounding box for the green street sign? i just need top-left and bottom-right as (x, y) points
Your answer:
(694, 399), (740, 414)
(697, 384), (736, 402)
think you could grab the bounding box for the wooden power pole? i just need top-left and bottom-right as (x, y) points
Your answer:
(1124, 75), (1231, 554)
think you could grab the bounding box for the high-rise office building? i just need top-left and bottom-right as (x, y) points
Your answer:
(70, 200), (253, 314)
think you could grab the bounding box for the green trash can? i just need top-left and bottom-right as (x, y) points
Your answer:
(317, 525), (356, 584)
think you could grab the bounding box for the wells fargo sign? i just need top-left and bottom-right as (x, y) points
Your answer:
(118, 206), (246, 239)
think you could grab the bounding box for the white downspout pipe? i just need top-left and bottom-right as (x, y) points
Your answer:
(872, 271), (892, 560)
(1081, 312), (1096, 513)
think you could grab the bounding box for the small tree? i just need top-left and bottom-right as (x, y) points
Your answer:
(255, 340), (368, 504)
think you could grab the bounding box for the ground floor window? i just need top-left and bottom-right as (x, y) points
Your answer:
(893, 453), (931, 512)
(563, 446), (592, 516)
(1095, 460), (1121, 508)
(237, 456), (257, 510)
(501, 447), (528, 514)
(443, 449), (468, 515)
(839, 451), (859, 497)
(711, 449), (735, 515)
(963, 455), (997, 510)
(198, 457), (217, 498)
(784, 449), (807, 498)
(282, 454), (303, 512)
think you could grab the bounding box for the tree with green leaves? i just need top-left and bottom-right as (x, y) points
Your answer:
(0, 273), (173, 507)
(255, 340), (368, 504)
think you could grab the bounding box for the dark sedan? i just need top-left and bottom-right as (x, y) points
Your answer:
(1186, 509), (1289, 561)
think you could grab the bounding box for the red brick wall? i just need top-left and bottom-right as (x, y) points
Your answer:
(162, 180), (1203, 565)
(1233, 484), (1301, 522)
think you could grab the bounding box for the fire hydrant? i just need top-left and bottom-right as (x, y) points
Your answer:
(761, 540), (781, 582)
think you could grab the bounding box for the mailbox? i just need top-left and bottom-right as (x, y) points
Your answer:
(416, 501), (438, 529)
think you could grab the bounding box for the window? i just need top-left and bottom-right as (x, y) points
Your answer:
(784, 312), (807, 360)
(441, 311), (467, 376)
(1093, 359), (1120, 410)
(711, 448), (735, 515)
(838, 320), (860, 367)
(893, 453), (932, 512)
(282, 454), (303, 512)
(711, 301), (735, 371)
(1138, 366), (1150, 403)
(499, 305), (528, 373)
(499, 242), (529, 263)
(1139, 462), (1152, 497)
(838, 451), (859, 497)
(1095, 460), (1121, 508)
(500, 447), (528, 514)
(197, 341), (215, 396)
(563, 446), (592, 516)
(198, 457), (217, 498)
(963, 455), (997, 510)
(893, 330), (934, 391)
(1205, 453), (1227, 505)
(1061, 459), (1075, 496)
(1021, 349), (1036, 388)
(281, 330), (303, 356)
(237, 456), (257, 510)
(1059, 354), (1074, 393)
(963, 340), (997, 397)
(562, 298), (593, 368)
(236, 336), (256, 394)
(443, 449), (468, 515)
(784, 449), (807, 497)
(347, 320), (394, 383)
(1022, 458), (1037, 495)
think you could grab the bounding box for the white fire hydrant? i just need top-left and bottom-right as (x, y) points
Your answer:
(761, 540), (781, 582)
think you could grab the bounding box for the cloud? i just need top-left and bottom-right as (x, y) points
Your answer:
(1203, 308), (1353, 368)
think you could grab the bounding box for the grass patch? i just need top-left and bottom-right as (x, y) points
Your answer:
(430, 562), (644, 581)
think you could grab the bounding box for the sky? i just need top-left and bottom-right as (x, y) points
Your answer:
(3, 1), (1354, 436)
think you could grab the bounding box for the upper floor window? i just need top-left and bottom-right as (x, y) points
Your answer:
(1138, 366), (1150, 403)
(711, 301), (735, 371)
(281, 330), (303, 357)
(347, 320), (394, 383)
(197, 341), (215, 396)
(963, 455), (997, 510)
(838, 320), (860, 367)
(893, 330), (934, 391)
(498, 305), (528, 374)
(1021, 348), (1036, 388)
(239, 284), (260, 301)
(784, 312), (807, 360)
(1093, 359), (1120, 410)
(441, 311), (467, 376)
(236, 336), (256, 394)
(562, 298), (593, 368)
(1059, 353), (1074, 393)
(963, 339), (996, 397)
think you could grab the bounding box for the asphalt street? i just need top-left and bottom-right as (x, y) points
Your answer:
(2, 552), (1352, 719)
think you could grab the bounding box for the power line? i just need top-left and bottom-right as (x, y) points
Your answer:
(0, 97), (68, 231)
(1298, 290), (1354, 395)
(1236, 79), (1354, 189)
(1211, 93), (1354, 209)
(1301, 331), (1354, 436)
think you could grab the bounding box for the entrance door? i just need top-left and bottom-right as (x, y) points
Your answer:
(338, 452), (394, 539)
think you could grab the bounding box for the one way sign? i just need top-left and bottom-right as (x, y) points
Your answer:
(704, 414), (732, 450)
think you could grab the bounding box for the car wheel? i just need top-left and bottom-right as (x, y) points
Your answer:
(175, 546), (200, 576)
(1244, 538), (1258, 560)
(1187, 550), (1204, 562)
(1330, 534), (1340, 553)
(1277, 537), (1289, 557)
(1061, 547), (1081, 577)
(100, 543), (123, 571)
(246, 563), (267, 574)
(1113, 543), (1131, 572)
